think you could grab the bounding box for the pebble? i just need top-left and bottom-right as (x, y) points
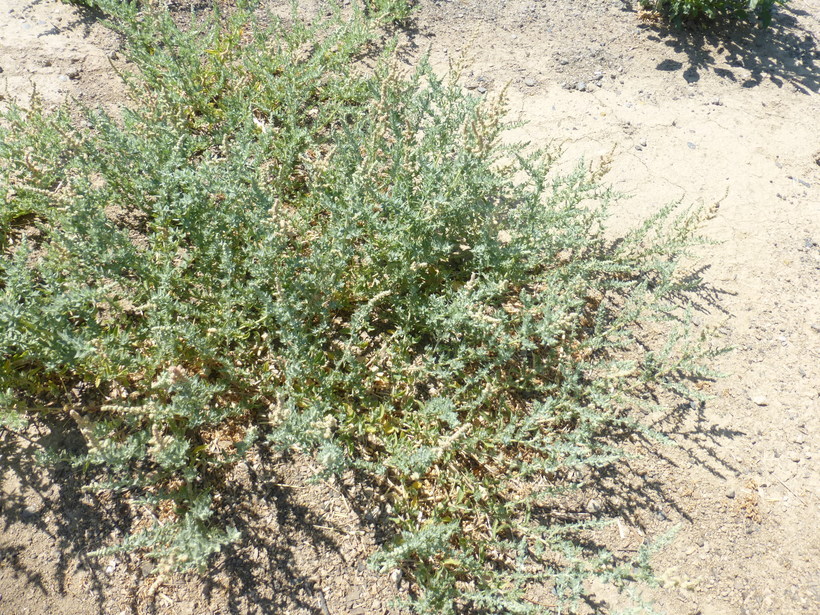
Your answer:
(575, 81), (587, 92)
(586, 498), (602, 513)
(524, 77), (536, 87)
(687, 141), (697, 149)
(726, 488), (736, 499)
(477, 86), (487, 94)
(751, 395), (768, 406)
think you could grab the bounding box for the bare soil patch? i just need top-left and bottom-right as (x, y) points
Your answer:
(1, 1), (818, 614)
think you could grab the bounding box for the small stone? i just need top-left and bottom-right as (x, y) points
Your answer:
(524, 77), (536, 87)
(687, 141), (697, 149)
(788, 451), (801, 463)
(726, 488), (736, 499)
(586, 499), (602, 513)
(810, 323), (820, 333)
(575, 81), (587, 92)
(640, 139), (648, 147)
(751, 395), (768, 406)
(477, 86), (487, 94)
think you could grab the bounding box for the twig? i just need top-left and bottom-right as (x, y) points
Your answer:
(775, 476), (807, 507)
(316, 587), (331, 615)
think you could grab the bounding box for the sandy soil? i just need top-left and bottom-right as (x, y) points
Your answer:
(1, 0), (818, 614)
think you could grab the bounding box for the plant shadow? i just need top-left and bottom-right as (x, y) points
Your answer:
(0, 424), (404, 615)
(624, 2), (818, 93)
(0, 419), (137, 615)
(199, 448), (403, 615)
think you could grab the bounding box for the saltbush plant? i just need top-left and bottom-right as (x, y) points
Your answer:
(640, 0), (787, 26)
(1, 1), (718, 612)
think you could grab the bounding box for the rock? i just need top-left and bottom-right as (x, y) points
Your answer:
(726, 488), (736, 499)
(751, 395), (768, 406)
(477, 86), (487, 94)
(687, 141), (697, 149)
(524, 77), (536, 87)
(575, 81), (587, 92)
(586, 499), (602, 513)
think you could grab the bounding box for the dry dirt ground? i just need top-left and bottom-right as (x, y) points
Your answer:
(1, 0), (819, 614)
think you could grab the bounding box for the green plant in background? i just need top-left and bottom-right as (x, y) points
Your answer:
(640, 0), (788, 26)
(365, 0), (416, 23)
(2, 0), (721, 612)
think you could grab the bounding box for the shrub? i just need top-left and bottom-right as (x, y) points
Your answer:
(1, 0), (718, 611)
(640, 0), (787, 26)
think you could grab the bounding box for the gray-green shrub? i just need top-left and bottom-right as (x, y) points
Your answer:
(1, 1), (719, 612)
